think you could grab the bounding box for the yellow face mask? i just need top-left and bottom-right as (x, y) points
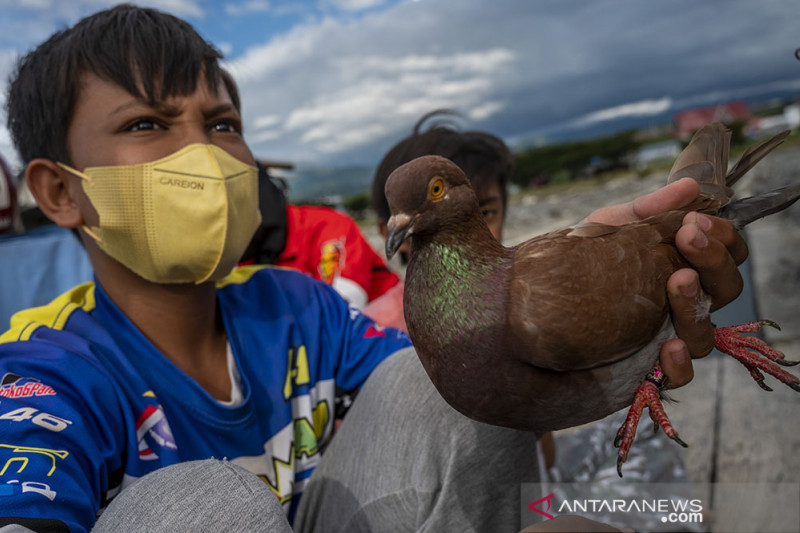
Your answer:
(58, 144), (261, 284)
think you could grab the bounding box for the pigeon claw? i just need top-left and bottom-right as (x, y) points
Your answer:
(755, 380), (774, 392)
(671, 434), (688, 448)
(615, 364), (685, 477)
(744, 365), (773, 391)
(714, 321), (800, 390)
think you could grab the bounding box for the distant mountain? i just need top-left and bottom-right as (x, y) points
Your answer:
(283, 165), (374, 202)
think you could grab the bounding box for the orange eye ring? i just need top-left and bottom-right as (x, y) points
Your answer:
(429, 177), (445, 200)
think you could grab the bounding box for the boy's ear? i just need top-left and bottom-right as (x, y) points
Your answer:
(25, 158), (84, 229)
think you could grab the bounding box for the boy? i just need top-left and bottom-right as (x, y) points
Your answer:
(0, 5), (746, 532)
(0, 6), (406, 530)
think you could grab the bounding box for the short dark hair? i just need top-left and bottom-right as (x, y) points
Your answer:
(372, 109), (513, 223)
(6, 3), (238, 166)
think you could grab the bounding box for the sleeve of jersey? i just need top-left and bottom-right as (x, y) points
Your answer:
(315, 280), (412, 392)
(0, 339), (127, 532)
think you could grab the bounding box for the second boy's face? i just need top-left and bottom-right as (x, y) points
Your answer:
(477, 182), (504, 242)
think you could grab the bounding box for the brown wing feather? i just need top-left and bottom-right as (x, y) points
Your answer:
(507, 213), (685, 372)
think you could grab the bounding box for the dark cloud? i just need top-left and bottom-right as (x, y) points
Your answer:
(238, 0), (800, 166)
(1, 0), (799, 172)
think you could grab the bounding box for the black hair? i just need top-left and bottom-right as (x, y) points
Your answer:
(371, 109), (513, 223)
(6, 3), (238, 166)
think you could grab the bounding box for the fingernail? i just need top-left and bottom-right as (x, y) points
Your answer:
(696, 213), (712, 232)
(669, 345), (689, 366)
(680, 279), (698, 298)
(692, 225), (708, 248)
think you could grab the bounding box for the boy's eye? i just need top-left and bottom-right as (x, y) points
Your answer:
(211, 120), (241, 134)
(482, 208), (498, 220)
(127, 119), (162, 132)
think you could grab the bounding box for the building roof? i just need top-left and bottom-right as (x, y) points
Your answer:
(674, 101), (751, 139)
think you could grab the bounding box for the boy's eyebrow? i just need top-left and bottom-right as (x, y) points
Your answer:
(203, 103), (239, 118)
(108, 101), (238, 118)
(109, 99), (180, 117)
(478, 195), (501, 207)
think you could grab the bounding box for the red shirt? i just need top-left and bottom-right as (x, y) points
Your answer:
(275, 205), (400, 308)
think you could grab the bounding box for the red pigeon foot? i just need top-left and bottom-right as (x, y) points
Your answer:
(614, 363), (687, 477)
(616, 321), (800, 476)
(714, 320), (800, 391)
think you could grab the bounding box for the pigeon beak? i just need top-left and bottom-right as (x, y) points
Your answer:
(386, 213), (414, 260)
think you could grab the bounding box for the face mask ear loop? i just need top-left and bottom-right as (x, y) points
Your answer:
(80, 224), (103, 243)
(56, 162), (93, 184)
(56, 162), (101, 243)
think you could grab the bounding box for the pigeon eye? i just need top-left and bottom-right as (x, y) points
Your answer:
(429, 177), (445, 200)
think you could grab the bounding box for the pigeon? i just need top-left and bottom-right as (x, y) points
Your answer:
(384, 123), (800, 475)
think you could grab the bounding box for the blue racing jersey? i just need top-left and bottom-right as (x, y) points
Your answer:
(0, 265), (411, 532)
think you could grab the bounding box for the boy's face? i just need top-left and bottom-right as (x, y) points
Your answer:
(63, 72), (254, 224)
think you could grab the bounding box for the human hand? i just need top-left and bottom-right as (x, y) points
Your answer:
(582, 177), (748, 387)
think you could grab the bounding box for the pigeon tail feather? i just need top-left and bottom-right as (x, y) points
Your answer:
(668, 123), (794, 228)
(720, 184), (800, 229)
(725, 129), (791, 187)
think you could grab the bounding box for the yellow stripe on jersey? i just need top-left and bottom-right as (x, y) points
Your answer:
(0, 282), (97, 344)
(215, 265), (268, 289)
(215, 264), (306, 289)
(215, 265), (303, 289)
(215, 263), (307, 289)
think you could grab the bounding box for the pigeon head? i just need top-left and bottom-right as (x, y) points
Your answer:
(384, 155), (480, 259)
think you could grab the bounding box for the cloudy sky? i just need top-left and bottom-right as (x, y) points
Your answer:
(1, 0), (800, 177)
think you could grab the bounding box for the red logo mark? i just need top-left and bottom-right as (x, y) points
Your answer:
(318, 240), (344, 284)
(0, 374), (56, 399)
(364, 325), (386, 338)
(528, 493), (555, 520)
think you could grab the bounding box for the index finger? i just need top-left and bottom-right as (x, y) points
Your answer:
(583, 178), (700, 226)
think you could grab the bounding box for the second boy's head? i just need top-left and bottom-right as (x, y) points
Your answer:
(372, 110), (514, 263)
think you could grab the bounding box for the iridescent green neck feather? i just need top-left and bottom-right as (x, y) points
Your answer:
(406, 231), (510, 348)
